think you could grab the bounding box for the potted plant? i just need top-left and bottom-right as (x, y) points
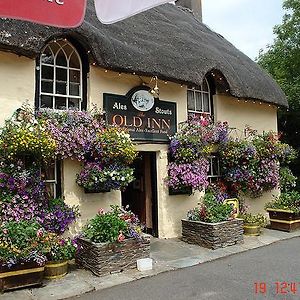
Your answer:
(182, 192), (243, 249)
(239, 213), (267, 236)
(43, 234), (77, 280)
(0, 220), (47, 292)
(265, 191), (300, 232)
(76, 206), (150, 276)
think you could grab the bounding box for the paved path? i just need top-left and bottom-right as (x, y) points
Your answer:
(70, 237), (300, 300)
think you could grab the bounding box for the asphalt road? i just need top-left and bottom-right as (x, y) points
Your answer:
(71, 237), (300, 300)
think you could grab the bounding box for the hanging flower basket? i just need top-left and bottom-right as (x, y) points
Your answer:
(168, 186), (193, 196)
(84, 187), (111, 193)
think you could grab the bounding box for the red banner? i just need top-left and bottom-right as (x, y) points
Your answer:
(0, 0), (87, 28)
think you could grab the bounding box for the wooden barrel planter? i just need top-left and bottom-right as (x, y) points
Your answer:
(44, 261), (68, 280)
(75, 236), (150, 277)
(0, 262), (44, 292)
(182, 219), (244, 250)
(266, 209), (300, 232)
(243, 223), (261, 236)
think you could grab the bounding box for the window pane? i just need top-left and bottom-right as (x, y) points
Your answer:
(40, 95), (53, 108)
(70, 70), (80, 83)
(41, 161), (56, 180)
(56, 82), (67, 95)
(68, 98), (80, 109)
(41, 47), (54, 65)
(203, 93), (210, 113)
(63, 44), (73, 58)
(195, 91), (202, 111)
(56, 49), (67, 66)
(45, 183), (56, 198)
(41, 80), (53, 93)
(56, 67), (67, 81)
(70, 52), (80, 68)
(41, 65), (54, 80)
(187, 90), (195, 111)
(69, 83), (80, 96)
(212, 157), (220, 175)
(55, 97), (67, 109)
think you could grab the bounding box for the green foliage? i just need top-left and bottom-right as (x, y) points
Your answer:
(265, 191), (300, 213)
(187, 193), (234, 223)
(257, 0), (300, 110)
(239, 213), (267, 227)
(0, 220), (47, 266)
(43, 234), (77, 261)
(279, 167), (297, 192)
(82, 210), (128, 243)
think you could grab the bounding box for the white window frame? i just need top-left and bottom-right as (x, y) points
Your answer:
(187, 78), (211, 115)
(42, 160), (60, 199)
(39, 39), (83, 110)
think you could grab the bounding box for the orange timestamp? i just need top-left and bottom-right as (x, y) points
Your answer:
(254, 281), (299, 296)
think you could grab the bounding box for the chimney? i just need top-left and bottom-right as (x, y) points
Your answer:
(175, 0), (202, 22)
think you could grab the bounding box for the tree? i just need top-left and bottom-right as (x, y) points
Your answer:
(257, 0), (300, 188)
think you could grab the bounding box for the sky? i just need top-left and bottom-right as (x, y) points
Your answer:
(202, 0), (285, 60)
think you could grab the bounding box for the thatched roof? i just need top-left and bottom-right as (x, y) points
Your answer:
(0, 1), (287, 106)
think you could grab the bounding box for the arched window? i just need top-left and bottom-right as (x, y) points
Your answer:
(187, 78), (211, 116)
(39, 39), (83, 110)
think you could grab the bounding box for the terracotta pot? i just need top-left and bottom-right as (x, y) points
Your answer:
(267, 208), (300, 232)
(44, 260), (68, 280)
(0, 262), (44, 292)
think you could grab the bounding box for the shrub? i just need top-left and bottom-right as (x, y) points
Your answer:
(239, 213), (267, 226)
(265, 191), (300, 213)
(187, 193), (234, 223)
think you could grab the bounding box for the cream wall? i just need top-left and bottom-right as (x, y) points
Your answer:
(0, 51), (35, 125)
(63, 159), (121, 235)
(214, 94), (279, 215)
(89, 67), (201, 238)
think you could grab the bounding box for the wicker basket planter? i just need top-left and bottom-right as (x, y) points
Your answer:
(44, 261), (68, 280)
(75, 236), (150, 277)
(182, 219), (244, 250)
(266, 208), (300, 232)
(0, 262), (44, 292)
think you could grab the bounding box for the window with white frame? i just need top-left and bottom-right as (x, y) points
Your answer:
(207, 155), (221, 182)
(187, 78), (211, 115)
(39, 39), (82, 110)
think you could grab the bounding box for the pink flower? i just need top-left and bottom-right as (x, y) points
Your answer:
(117, 232), (125, 242)
(36, 228), (44, 238)
(98, 208), (104, 215)
(2, 228), (8, 234)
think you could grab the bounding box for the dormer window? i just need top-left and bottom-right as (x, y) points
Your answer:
(187, 78), (211, 116)
(39, 39), (82, 110)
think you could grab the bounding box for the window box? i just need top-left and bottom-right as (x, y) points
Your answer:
(0, 262), (44, 292)
(169, 186), (193, 196)
(266, 208), (300, 232)
(181, 219), (243, 250)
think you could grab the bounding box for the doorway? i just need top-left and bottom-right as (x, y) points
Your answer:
(122, 152), (158, 237)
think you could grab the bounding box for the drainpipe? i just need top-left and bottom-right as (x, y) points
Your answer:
(175, 0), (202, 22)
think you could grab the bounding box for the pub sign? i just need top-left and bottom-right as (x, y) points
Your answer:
(103, 87), (177, 142)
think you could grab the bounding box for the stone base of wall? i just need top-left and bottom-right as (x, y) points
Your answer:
(182, 219), (244, 250)
(75, 236), (150, 276)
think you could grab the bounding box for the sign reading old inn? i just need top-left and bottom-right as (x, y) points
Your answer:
(104, 88), (177, 142)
